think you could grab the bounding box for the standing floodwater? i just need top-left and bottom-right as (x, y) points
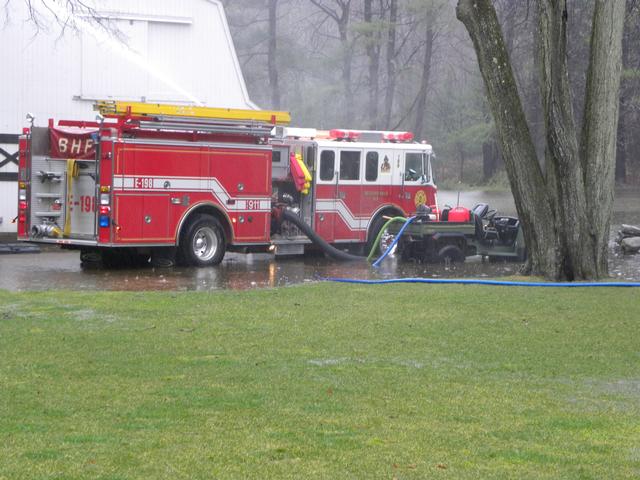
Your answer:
(1, 188), (638, 291)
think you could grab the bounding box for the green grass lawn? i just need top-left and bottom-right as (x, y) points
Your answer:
(1, 283), (639, 479)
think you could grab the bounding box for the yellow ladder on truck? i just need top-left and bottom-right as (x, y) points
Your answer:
(96, 101), (291, 125)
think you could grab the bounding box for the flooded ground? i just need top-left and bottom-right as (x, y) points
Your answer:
(0, 188), (638, 292)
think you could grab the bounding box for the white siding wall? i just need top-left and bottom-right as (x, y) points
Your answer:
(0, 0), (255, 233)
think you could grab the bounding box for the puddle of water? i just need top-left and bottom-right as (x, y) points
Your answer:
(0, 188), (637, 291)
(0, 250), (523, 292)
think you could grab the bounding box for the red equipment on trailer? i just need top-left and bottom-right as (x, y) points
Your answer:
(16, 102), (438, 266)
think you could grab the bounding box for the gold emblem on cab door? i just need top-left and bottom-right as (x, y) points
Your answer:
(414, 190), (427, 207)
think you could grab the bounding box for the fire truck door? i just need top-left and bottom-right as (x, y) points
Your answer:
(335, 149), (363, 241)
(315, 149), (337, 241)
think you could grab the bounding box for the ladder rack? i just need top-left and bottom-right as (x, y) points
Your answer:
(134, 115), (275, 137)
(96, 100), (291, 125)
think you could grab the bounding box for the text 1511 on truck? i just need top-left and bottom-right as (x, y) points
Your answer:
(16, 101), (438, 266)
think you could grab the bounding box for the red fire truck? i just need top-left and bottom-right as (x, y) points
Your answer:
(16, 102), (437, 266)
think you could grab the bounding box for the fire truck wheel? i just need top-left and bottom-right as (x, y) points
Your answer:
(181, 215), (226, 267)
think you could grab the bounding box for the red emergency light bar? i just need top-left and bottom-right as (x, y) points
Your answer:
(328, 128), (414, 143)
(329, 129), (361, 140)
(383, 131), (414, 142)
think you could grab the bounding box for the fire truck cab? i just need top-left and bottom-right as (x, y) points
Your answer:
(16, 103), (437, 266)
(270, 128), (436, 256)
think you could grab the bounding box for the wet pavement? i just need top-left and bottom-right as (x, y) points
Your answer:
(1, 189), (638, 292)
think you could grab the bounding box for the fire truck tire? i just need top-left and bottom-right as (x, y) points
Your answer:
(180, 214), (226, 267)
(80, 248), (102, 265)
(100, 248), (150, 268)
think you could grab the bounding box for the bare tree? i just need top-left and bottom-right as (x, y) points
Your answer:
(5, 0), (120, 38)
(309, 0), (355, 125)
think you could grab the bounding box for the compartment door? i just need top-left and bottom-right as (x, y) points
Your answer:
(67, 160), (98, 238)
(114, 193), (170, 243)
(314, 149), (337, 242)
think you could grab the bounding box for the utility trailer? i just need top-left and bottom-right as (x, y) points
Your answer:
(390, 203), (526, 263)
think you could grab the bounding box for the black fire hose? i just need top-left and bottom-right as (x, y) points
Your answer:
(281, 208), (365, 262)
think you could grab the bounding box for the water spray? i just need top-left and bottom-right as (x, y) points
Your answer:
(36, 0), (204, 106)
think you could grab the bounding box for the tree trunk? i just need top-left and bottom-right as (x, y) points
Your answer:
(614, 2), (633, 184)
(338, 3), (354, 125)
(457, 143), (465, 183)
(364, 0), (381, 129)
(482, 137), (501, 181)
(456, 0), (625, 280)
(537, 0), (594, 279)
(413, 8), (435, 140)
(267, 0), (281, 109)
(309, 0), (354, 125)
(580, 0), (626, 276)
(456, 0), (558, 278)
(616, 93), (628, 183)
(383, 0), (397, 129)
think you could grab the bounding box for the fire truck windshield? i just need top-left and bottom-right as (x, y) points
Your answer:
(405, 152), (425, 182)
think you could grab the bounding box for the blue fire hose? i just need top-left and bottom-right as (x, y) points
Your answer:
(323, 277), (640, 287)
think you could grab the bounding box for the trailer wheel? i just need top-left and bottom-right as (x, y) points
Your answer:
(437, 245), (465, 263)
(180, 214), (226, 267)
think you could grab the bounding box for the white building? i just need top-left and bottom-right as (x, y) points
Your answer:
(0, 0), (256, 233)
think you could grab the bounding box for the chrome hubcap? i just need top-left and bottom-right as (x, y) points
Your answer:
(192, 226), (218, 261)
